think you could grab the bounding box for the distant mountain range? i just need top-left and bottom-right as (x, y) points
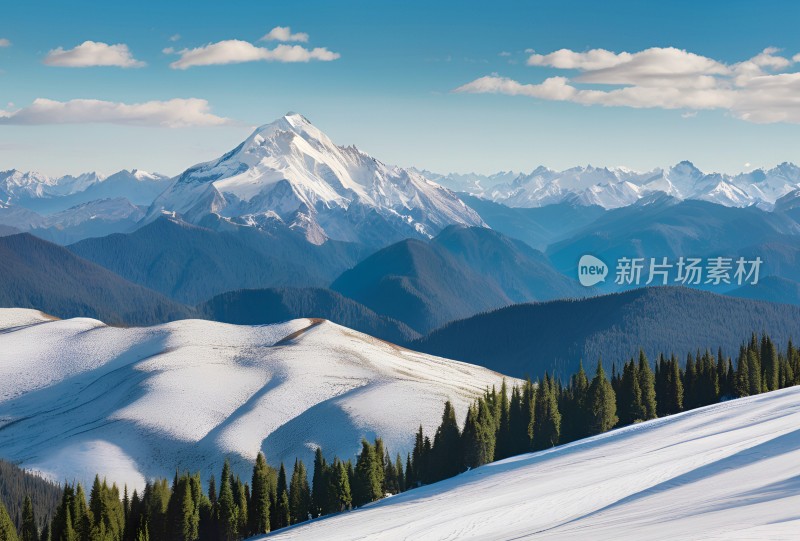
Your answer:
(420, 160), (800, 210)
(412, 287), (800, 378)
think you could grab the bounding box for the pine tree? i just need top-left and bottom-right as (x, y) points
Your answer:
(20, 496), (36, 541)
(218, 461), (238, 541)
(617, 360), (645, 425)
(394, 454), (405, 493)
(532, 374), (560, 450)
(353, 440), (381, 507)
(748, 348), (762, 396)
(289, 460), (311, 524)
(587, 361), (618, 435)
(637, 351), (657, 420)
(735, 347), (750, 398)
(310, 448), (328, 518)
(166, 474), (199, 541)
(274, 464), (290, 530)
(249, 453), (271, 534)
(0, 496), (18, 541)
(431, 401), (462, 480)
(761, 335), (779, 392)
(684, 353), (697, 409)
(332, 460), (351, 512)
(495, 380), (512, 460)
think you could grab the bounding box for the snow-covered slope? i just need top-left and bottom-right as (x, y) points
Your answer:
(0, 309), (508, 491)
(483, 160), (800, 210)
(262, 386), (800, 540)
(147, 113), (485, 245)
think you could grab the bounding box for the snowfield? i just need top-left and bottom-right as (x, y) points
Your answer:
(259, 386), (800, 540)
(0, 309), (509, 490)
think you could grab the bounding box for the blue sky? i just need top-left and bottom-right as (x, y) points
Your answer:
(2, 0), (800, 176)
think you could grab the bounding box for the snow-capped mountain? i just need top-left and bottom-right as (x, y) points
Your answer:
(147, 113), (485, 245)
(262, 386), (800, 540)
(0, 308), (510, 490)
(0, 168), (170, 214)
(411, 169), (519, 195)
(460, 160), (800, 210)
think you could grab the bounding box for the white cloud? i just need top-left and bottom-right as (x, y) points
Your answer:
(0, 39), (10, 48)
(260, 26), (309, 43)
(0, 98), (233, 127)
(168, 39), (339, 69)
(43, 41), (145, 68)
(456, 46), (800, 124)
(170, 34), (181, 42)
(498, 51), (511, 57)
(681, 111), (698, 118)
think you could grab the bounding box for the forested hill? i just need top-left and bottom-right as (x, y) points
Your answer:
(411, 286), (800, 378)
(0, 233), (194, 326)
(197, 287), (420, 343)
(0, 459), (62, 533)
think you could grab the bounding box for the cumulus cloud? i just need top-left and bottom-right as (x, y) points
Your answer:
(168, 39), (339, 69)
(260, 26), (309, 43)
(169, 34), (181, 42)
(44, 41), (145, 68)
(455, 46), (800, 124)
(0, 98), (233, 127)
(0, 38), (10, 48)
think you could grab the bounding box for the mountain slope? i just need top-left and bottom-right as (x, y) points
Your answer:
(260, 386), (800, 540)
(69, 215), (366, 304)
(412, 287), (800, 378)
(331, 226), (582, 333)
(0, 234), (193, 325)
(197, 287), (420, 343)
(0, 309), (509, 490)
(730, 275), (800, 306)
(147, 113), (484, 246)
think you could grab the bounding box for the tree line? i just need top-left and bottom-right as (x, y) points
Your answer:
(1, 333), (798, 541)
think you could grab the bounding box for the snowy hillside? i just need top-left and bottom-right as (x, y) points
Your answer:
(450, 160), (800, 210)
(0, 309), (508, 491)
(147, 113), (484, 245)
(260, 386), (800, 540)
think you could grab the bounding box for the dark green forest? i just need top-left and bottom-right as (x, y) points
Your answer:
(1, 333), (798, 541)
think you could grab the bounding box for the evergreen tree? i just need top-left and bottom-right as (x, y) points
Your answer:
(249, 453), (270, 535)
(684, 353), (697, 409)
(532, 374), (560, 450)
(372, 439), (386, 495)
(394, 454), (405, 493)
(217, 461), (237, 541)
(587, 362), (618, 435)
(352, 440), (382, 507)
(431, 401), (462, 480)
(310, 448), (328, 518)
(637, 351), (657, 420)
(288, 460), (310, 524)
(0, 496), (19, 541)
(748, 348), (762, 396)
(329, 460), (351, 512)
(460, 398), (496, 469)
(761, 335), (779, 392)
(735, 347), (750, 398)
(617, 360), (645, 425)
(166, 474), (199, 541)
(274, 464), (289, 530)
(20, 496), (36, 541)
